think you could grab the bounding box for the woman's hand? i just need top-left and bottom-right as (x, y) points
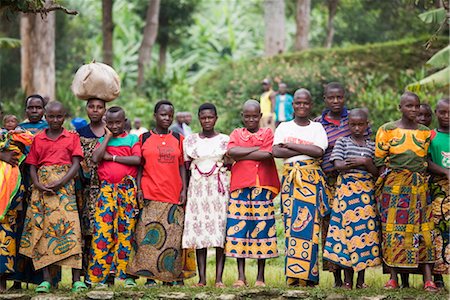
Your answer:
(45, 180), (64, 192)
(103, 152), (113, 161)
(0, 151), (18, 166)
(35, 182), (55, 194)
(179, 188), (187, 205)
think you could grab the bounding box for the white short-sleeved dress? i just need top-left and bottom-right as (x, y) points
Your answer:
(182, 133), (230, 249)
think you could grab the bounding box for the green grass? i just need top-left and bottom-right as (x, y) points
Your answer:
(9, 195), (449, 299)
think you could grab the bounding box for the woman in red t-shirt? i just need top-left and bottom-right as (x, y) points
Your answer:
(127, 100), (195, 285)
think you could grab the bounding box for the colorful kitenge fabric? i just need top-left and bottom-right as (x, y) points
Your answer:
(86, 176), (138, 283)
(225, 187), (278, 259)
(431, 176), (450, 274)
(127, 200), (196, 282)
(20, 165), (83, 270)
(281, 160), (330, 283)
(376, 169), (435, 267)
(0, 185), (23, 275)
(78, 136), (101, 235)
(182, 133), (230, 249)
(0, 130), (33, 220)
(374, 122), (435, 268)
(323, 172), (381, 271)
(321, 176), (337, 272)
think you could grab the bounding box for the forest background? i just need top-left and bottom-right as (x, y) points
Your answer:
(0, 1), (449, 298)
(0, 0), (449, 133)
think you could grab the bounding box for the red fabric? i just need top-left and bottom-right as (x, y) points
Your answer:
(97, 133), (141, 183)
(140, 131), (184, 204)
(227, 128), (280, 193)
(324, 115), (340, 126)
(430, 129), (437, 141)
(26, 128), (83, 166)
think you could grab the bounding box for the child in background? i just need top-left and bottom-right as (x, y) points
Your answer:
(428, 98), (450, 288)
(323, 109), (381, 289)
(225, 100), (279, 288)
(19, 101), (85, 293)
(0, 115), (33, 291)
(86, 106), (141, 287)
(417, 103), (433, 127)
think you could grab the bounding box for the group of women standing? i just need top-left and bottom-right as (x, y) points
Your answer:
(1, 81), (448, 293)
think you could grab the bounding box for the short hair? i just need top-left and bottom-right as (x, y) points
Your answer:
(198, 103), (217, 116)
(436, 98), (450, 110)
(324, 82), (345, 94)
(294, 88), (312, 100)
(25, 94), (46, 108)
(45, 100), (65, 113)
(86, 98), (106, 107)
(106, 106), (125, 117)
(154, 100), (173, 114)
(401, 91), (419, 102)
(242, 99), (260, 110)
(348, 108), (368, 120)
(419, 103), (432, 112)
(3, 114), (18, 124)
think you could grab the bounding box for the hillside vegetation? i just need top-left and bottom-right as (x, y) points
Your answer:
(194, 37), (448, 133)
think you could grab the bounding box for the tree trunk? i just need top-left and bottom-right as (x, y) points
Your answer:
(264, 0), (285, 57)
(158, 38), (168, 70)
(102, 0), (114, 66)
(20, 0), (55, 101)
(325, 0), (339, 48)
(294, 0), (310, 51)
(137, 0), (160, 86)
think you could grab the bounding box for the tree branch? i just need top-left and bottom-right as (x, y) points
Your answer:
(20, 4), (78, 16)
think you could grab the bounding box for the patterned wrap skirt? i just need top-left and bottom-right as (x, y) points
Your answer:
(281, 160), (331, 283)
(19, 165), (83, 270)
(323, 172), (381, 271)
(127, 200), (196, 282)
(224, 187), (278, 259)
(376, 169), (436, 268)
(431, 175), (449, 274)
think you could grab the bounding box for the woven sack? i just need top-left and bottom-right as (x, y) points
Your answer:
(71, 61), (120, 102)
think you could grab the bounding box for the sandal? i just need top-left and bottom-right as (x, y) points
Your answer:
(356, 283), (369, 289)
(255, 281), (266, 287)
(124, 278), (137, 288)
(424, 280), (439, 292)
(384, 279), (399, 290)
(232, 280), (248, 288)
(192, 282), (206, 287)
(342, 282), (352, 290)
(71, 281), (88, 293)
(145, 279), (157, 288)
(215, 282), (226, 288)
(35, 281), (51, 293)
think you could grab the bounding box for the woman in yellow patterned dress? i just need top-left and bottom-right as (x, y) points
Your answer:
(374, 92), (438, 292)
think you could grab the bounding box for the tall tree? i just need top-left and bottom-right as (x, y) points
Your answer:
(324, 0), (339, 48)
(102, 0), (114, 66)
(294, 0), (310, 51)
(137, 0), (160, 86)
(156, 0), (198, 70)
(20, 0), (55, 100)
(264, 0), (285, 56)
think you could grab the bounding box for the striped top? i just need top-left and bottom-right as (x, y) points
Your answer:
(330, 136), (375, 172)
(314, 108), (371, 174)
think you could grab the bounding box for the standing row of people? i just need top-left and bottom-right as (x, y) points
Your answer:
(0, 82), (448, 293)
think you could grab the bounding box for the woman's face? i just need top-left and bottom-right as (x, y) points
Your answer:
(199, 109), (217, 132)
(154, 104), (174, 130)
(86, 99), (106, 123)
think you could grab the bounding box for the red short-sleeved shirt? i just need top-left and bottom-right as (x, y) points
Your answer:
(140, 131), (184, 204)
(26, 128), (83, 166)
(97, 133), (141, 183)
(227, 128), (280, 193)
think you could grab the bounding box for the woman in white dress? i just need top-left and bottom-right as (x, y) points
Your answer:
(182, 103), (230, 287)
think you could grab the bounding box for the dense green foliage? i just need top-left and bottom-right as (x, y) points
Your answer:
(193, 37), (448, 133)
